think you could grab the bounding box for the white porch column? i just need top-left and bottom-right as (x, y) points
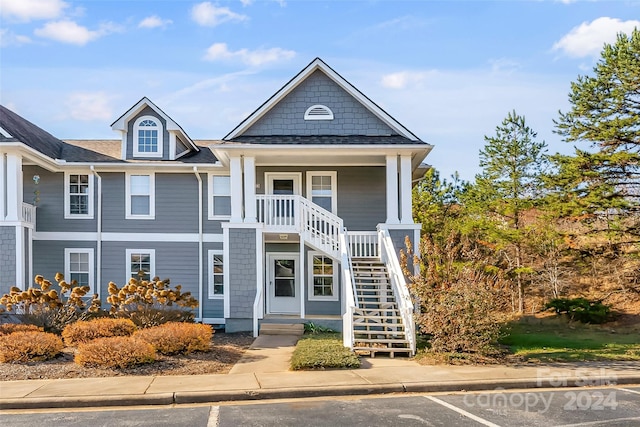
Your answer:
(229, 156), (243, 223)
(5, 153), (22, 221)
(243, 156), (256, 223)
(385, 155), (399, 224)
(0, 152), (6, 219)
(400, 155), (413, 224)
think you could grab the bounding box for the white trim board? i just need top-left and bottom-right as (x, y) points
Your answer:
(33, 232), (223, 242)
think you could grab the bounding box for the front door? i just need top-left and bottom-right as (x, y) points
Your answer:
(267, 253), (300, 314)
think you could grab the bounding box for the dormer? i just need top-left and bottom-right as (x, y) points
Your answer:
(111, 97), (198, 161)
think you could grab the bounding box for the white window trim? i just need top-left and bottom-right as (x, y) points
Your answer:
(208, 173), (232, 220)
(208, 249), (225, 299)
(125, 172), (155, 220)
(307, 251), (338, 301)
(306, 171), (337, 215)
(125, 249), (156, 284)
(304, 104), (334, 120)
(64, 248), (95, 294)
(64, 172), (94, 219)
(133, 115), (163, 158)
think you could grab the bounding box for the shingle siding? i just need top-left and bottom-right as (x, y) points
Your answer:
(228, 228), (257, 322)
(0, 226), (16, 294)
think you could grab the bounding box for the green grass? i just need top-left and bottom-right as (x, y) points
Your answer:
(290, 332), (360, 370)
(500, 317), (640, 362)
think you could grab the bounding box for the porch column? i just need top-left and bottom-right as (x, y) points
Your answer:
(5, 153), (22, 221)
(0, 152), (6, 219)
(229, 156), (243, 223)
(385, 155), (399, 224)
(399, 155), (413, 224)
(243, 156), (256, 223)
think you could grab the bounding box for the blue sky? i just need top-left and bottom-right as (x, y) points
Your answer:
(1, 0), (638, 181)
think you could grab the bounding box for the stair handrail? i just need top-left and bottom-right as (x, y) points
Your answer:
(340, 229), (357, 350)
(378, 228), (416, 355)
(252, 284), (264, 338)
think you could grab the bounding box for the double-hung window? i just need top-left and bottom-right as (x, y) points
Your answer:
(306, 172), (337, 214)
(208, 250), (225, 298)
(308, 252), (338, 301)
(126, 249), (155, 282)
(208, 174), (231, 219)
(64, 173), (93, 219)
(64, 248), (94, 292)
(133, 116), (163, 158)
(126, 173), (155, 219)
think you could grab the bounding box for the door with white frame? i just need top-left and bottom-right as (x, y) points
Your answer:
(266, 253), (300, 314)
(265, 173), (302, 227)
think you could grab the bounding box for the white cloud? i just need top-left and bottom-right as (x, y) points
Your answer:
(0, 0), (67, 22)
(138, 15), (173, 29)
(203, 43), (295, 66)
(65, 92), (114, 121)
(34, 20), (122, 46)
(553, 17), (640, 58)
(190, 2), (248, 27)
(0, 28), (32, 47)
(380, 71), (432, 89)
(240, 0), (253, 6)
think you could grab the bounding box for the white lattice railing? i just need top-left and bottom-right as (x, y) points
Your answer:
(379, 228), (416, 355)
(21, 203), (36, 225)
(347, 231), (378, 258)
(256, 195), (343, 258)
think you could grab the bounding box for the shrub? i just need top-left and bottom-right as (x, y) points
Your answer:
(290, 333), (360, 370)
(134, 322), (212, 355)
(106, 277), (198, 328)
(0, 331), (63, 362)
(0, 274), (102, 334)
(75, 336), (156, 368)
(0, 323), (43, 336)
(545, 298), (611, 324)
(62, 318), (136, 346)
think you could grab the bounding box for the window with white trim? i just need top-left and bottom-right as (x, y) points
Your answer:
(133, 115), (163, 158)
(208, 174), (231, 219)
(125, 173), (155, 219)
(306, 171), (337, 214)
(308, 252), (338, 301)
(126, 249), (155, 282)
(64, 173), (93, 218)
(64, 248), (94, 293)
(208, 250), (225, 298)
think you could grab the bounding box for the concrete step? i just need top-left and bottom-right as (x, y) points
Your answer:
(259, 323), (304, 336)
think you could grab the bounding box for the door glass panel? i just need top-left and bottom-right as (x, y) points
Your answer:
(273, 179), (294, 195)
(274, 259), (295, 297)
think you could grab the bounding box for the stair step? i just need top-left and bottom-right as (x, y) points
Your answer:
(354, 316), (402, 322)
(354, 338), (409, 344)
(259, 323), (304, 336)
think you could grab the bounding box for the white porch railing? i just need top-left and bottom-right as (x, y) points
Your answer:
(347, 231), (378, 258)
(340, 230), (357, 350)
(379, 228), (416, 355)
(256, 195), (343, 258)
(21, 203), (36, 225)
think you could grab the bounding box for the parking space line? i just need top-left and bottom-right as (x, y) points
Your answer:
(555, 417), (640, 427)
(616, 388), (640, 395)
(424, 396), (501, 427)
(207, 406), (219, 427)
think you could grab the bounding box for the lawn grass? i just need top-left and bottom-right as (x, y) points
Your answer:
(290, 332), (360, 370)
(500, 316), (640, 362)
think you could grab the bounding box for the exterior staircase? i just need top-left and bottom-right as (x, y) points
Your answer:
(351, 258), (412, 358)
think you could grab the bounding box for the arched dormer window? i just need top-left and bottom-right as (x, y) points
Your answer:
(304, 105), (334, 121)
(133, 116), (163, 157)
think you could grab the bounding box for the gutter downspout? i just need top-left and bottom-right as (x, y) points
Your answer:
(90, 166), (102, 299)
(193, 167), (204, 322)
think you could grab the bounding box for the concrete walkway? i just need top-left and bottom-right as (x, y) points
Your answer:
(1, 335), (639, 410)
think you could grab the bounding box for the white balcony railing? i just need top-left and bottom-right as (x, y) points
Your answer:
(21, 203), (36, 225)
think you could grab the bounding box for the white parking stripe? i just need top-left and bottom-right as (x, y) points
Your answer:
(207, 406), (220, 427)
(617, 387), (640, 395)
(424, 395), (501, 427)
(555, 417), (640, 427)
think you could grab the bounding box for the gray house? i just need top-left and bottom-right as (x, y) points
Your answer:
(0, 58), (432, 356)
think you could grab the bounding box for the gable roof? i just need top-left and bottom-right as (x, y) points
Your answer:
(0, 105), (66, 159)
(224, 58), (422, 141)
(111, 97), (199, 152)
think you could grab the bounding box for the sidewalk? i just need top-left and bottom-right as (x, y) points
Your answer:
(1, 335), (639, 410)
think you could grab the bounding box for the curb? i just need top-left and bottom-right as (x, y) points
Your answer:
(2, 376), (639, 410)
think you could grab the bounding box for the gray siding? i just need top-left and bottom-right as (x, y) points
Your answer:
(23, 166), (97, 233)
(304, 246), (342, 316)
(202, 173), (224, 234)
(244, 70), (395, 137)
(125, 106), (170, 161)
(257, 166), (385, 230)
(0, 226), (16, 293)
(32, 240), (97, 291)
(202, 242), (224, 319)
(227, 228), (257, 331)
(176, 136), (189, 156)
